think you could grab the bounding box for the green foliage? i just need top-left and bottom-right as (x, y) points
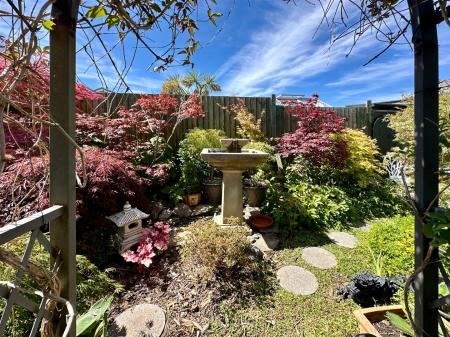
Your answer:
(386, 312), (414, 336)
(334, 129), (383, 187)
(161, 71), (222, 96)
(386, 90), (450, 205)
(77, 296), (113, 337)
(180, 219), (252, 281)
(360, 215), (414, 276)
(265, 160), (405, 230)
(243, 141), (276, 185)
(177, 128), (224, 194)
(0, 234), (123, 335)
(231, 99), (265, 142)
(76, 255), (123, 314)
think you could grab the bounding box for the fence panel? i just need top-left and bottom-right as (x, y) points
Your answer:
(83, 94), (373, 144)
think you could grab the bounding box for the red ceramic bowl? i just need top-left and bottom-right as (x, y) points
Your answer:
(249, 214), (273, 229)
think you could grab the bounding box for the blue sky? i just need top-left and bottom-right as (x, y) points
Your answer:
(76, 0), (450, 106)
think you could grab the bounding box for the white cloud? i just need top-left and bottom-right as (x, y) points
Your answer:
(217, 3), (385, 97)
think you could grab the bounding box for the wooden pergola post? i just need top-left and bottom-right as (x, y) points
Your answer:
(408, 0), (440, 335)
(49, 0), (79, 336)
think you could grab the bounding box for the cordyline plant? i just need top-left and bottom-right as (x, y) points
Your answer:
(278, 95), (348, 167)
(121, 221), (172, 268)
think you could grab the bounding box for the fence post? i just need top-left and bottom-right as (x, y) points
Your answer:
(270, 94), (276, 138)
(366, 100), (372, 136)
(49, 1), (78, 336)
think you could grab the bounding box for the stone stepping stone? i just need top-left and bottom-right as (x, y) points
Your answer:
(327, 231), (358, 248)
(253, 233), (279, 252)
(110, 303), (165, 337)
(277, 265), (318, 295)
(301, 247), (337, 269)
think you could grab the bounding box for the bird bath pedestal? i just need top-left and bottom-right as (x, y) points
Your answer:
(200, 139), (268, 226)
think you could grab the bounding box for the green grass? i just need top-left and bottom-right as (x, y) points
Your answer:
(209, 228), (374, 337)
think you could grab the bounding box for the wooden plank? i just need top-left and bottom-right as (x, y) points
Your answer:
(270, 95), (276, 138)
(0, 206), (64, 245)
(49, 8), (78, 335)
(219, 96), (226, 134)
(231, 96), (237, 137)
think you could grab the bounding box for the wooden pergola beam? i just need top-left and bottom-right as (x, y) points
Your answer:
(49, 0), (79, 336)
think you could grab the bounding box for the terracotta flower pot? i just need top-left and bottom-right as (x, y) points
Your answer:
(353, 305), (404, 337)
(183, 192), (201, 207)
(249, 214), (273, 229)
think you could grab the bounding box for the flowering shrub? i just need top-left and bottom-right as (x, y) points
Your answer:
(121, 222), (172, 267)
(278, 101), (348, 167)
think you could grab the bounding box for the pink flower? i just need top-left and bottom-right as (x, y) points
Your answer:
(120, 222), (171, 267)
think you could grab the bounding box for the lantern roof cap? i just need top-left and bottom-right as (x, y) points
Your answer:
(106, 202), (149, 227)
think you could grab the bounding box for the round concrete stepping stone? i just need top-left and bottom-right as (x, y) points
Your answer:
(110, 303), (165, 337)
(277, 265), (318, 296)
(301, 247), (337, 269)
(327, 231), (358, 248)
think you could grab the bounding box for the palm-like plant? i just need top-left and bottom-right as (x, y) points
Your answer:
(161, 71), (221, 96)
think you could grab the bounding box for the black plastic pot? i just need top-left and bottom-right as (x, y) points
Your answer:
(204, 178), (222, 204)
(244, 185), (267, 207)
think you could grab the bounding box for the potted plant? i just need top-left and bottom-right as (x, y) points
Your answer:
(244, 170), (268, 207)
(353, 305), (407, 337)
(204, 175), (222, 204)
(178, 128), (224, 206)
(242, 141), (275, 207)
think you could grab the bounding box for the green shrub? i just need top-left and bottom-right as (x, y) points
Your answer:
(180, 219), (252, 281)
(0, 234), (123, 336)
(360, 215), (414, 277)
(333, 129), (383, 188)
(243, 141), (276, 185)
(266, 160), (406, 230)
(177, 128), (224, 194)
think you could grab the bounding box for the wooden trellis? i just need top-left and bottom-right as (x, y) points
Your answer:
(0, 206), (75, 337)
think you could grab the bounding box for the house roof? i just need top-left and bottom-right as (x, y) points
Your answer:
(275, 94), (331, 107)
(106, 202), (149, 227)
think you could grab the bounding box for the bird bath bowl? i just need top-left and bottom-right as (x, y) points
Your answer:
(200, 139), (268, 226)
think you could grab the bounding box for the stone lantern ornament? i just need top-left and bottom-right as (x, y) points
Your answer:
(106, 201), (149, 253)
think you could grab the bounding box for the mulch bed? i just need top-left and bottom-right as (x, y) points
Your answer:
(109, 223), (275, 337)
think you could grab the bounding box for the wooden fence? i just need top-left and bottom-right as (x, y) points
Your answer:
(80, 94), (375, 146)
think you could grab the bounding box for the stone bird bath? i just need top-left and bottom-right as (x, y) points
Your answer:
(200, 139), (268, 226)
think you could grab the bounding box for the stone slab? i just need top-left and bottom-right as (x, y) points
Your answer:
(191, 204), (214, 216)
(327, 231), (358, 248)
(301, 247), (337, 269)
(110, 303), (165, 337)
(253, 233), (279, 252)
(277, 265), (318, 296)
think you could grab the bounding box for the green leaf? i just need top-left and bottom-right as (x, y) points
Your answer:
(86, 5), (107, 19)
(386, 312), (414, 336)
(76, 295), (113, 336)
(150, 3), (162, 12)
(106, 15), (120, 29)
(209, 16), (217, 26)
(439, 281), (450, 297)
(42, 20), (55, 30)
